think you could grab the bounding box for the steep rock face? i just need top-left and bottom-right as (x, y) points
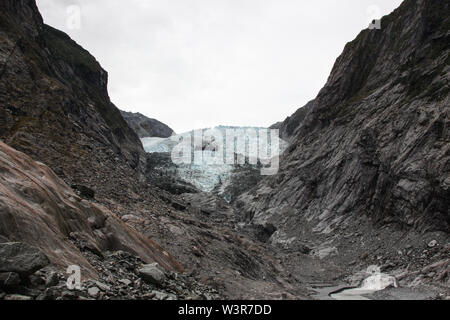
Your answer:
(0, 141), (184, 278)
(270, 100), (314, 141)
(239, 0), (449, 250)
(121, 110), (174, 138)
(0, 0), (145, 196)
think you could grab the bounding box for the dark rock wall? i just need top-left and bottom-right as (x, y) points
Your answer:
(121, 110), (174, 138)
(0, 0), (145, 196)
(239, 0), (449, 240)
(270, 100), (314, 141)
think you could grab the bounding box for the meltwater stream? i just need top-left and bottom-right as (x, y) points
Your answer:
(329, 266), (398, 300)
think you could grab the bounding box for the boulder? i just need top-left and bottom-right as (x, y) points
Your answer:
(88, 287), (100, 298)
(95, 281), (111, 292)
(0, 242), (50, 276)
(45, 272), (60, 287)
(119, 279), (132, 286)
(428, 240), (438, 248)
(138, 263), (166, 286)
(298, 244), (312, 255)
(0, 272), (21, 288)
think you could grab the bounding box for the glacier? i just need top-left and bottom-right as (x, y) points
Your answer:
(141, 126), (288, 193)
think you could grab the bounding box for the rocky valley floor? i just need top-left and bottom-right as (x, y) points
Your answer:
(1, 147), (448, 300)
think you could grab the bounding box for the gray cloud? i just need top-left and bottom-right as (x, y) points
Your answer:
(36, 0), (403, 133)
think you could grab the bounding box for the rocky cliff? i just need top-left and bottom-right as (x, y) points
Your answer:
(270, 100), (314, 141)
(239, 0), (449, 265)
(0, 0), (313, 299)
(0, 0), (146, 199)
(120, 110), (174, 138)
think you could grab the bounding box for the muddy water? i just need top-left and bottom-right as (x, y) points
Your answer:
(330, 288), (375, 300)
(313, 265), (400, 300)
(310, 286), (375, 300)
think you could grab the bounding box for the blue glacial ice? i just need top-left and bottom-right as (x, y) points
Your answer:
(142, 127), (288, 193)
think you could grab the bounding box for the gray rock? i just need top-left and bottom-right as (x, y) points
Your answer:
(4, 294), (32, 300)
(61, 290), (78, 300)
(88, 287), (100, 298)
(138, 263), (166, 286)
(298, 244), (312, 255)
(119, 279), (132, 286)
(95, 281), (111, 292)
(143, 292), (156, 299)
(314, 247), (338, 259)
(45, 272), (59, 287)
(151, 290), (168, 300)
(0, 272), (21, 288)
(0, 242), (50, 276)
(428, 240), (438, 248)
(29, 274), (45, 286)
(71, 185), (95, 199)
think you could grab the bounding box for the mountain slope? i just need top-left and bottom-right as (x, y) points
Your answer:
(239, 0), (449, 267)
(270, 100), (314, 140)
(120, 110), (174, 138)
(0, 141), (184, 277)
(0, 0), (145, 199)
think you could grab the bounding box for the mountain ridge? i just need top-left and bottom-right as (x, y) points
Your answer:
(236, 0), (449, 289)
(241, 0), (449, 233)
(120, 110), (175, 138)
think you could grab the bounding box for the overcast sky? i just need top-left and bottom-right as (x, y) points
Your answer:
(36, 0), (403, 133)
